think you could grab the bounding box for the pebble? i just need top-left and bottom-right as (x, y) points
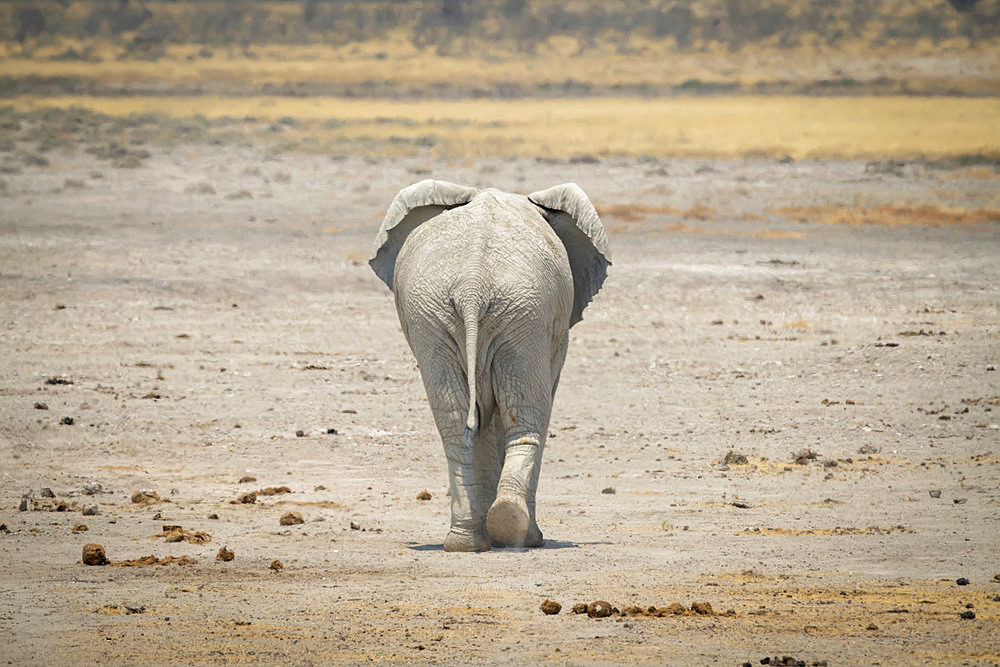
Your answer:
(956, 577), (970, 586)
(82, 505), (99, 516)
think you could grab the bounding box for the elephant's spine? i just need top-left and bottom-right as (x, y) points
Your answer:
(461, 303), (479, 446)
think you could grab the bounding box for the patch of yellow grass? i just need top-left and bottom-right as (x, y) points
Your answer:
(8, 95), (1000, 160)
(773, 204), (1000, 226)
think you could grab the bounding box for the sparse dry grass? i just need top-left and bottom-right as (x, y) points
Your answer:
(3, 20), (999, 96)
(773, 204), (1000, 226)
(7, 95), (1000, 160)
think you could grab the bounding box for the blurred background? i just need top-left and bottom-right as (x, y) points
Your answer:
(1, 0), (998, 160)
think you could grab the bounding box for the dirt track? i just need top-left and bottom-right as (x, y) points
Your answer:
(1, 149), (998, 664)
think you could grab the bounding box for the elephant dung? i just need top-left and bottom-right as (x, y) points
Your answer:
(587, 601), (614, 618)
(279, 512), (304, 526)
(82, 543), (108, 566)
(540, 599), (562, 615)
(131, 489), (160, 505)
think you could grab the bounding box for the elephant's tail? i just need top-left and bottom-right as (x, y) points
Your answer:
(461, 303), (479, 446)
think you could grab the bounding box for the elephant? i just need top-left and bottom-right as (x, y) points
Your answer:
(369, 180), (611, 551)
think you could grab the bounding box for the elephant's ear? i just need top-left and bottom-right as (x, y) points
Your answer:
(369, 179), (478, 290)
(528, 183), (612, 327)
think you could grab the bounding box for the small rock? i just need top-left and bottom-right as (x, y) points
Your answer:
(82, 505), (99, 516)
(960, 610), (976, 619)
(72, 524), (88, 532)
(956, 577), (970, 586)
(326, 428), (338, 435)
(34, 402), (49, 410)
(279, 512), (304, 526)
(208, 513), (219, 520)
(866, 622), (878, 630)
(238, 492), (257, 504)
(216, 546), (234, 562)
(350, 521), (361, 530)
(416, 490), (432, 501)
(929, 489), (942, 498)
(953, 498), (968, 504)
(60, 416), (74, 425)
(269, 559), (283, 571)
(540, 599), (561, 615)
(858, 444), (880, 455)
(238, 475), (256, 483)
(587, 601), (613, 618)
(82, 482), (104, 495)
(40, 488), (55, 498)
(601, 487), (616, 494)
(314, 485), (327, 491)
(18, 496), (29, 512)
(295, 429), (305, 437)
(571, 603), (588, 614)
(82, 543), (108, 566)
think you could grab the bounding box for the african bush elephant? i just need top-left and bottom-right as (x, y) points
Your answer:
(370, 180), (611, 551)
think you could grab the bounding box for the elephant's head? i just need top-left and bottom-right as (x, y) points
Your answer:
(369, 179), (611, 326)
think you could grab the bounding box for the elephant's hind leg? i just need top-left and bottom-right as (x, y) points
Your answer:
(415, 340), (491, 552)
(486, 347), (550, 548)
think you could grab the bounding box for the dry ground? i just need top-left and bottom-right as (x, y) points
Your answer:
(1, 147), (999, 664)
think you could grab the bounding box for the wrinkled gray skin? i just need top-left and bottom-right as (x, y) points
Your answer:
(370, 180), (610, 551)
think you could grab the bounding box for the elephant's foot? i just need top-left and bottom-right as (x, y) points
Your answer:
(486, 495), (544, 548)
(443, 528), (490, 552)
(524, 522), (545, 548)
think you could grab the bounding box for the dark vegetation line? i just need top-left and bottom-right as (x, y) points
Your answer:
(4, 0), (998, 58)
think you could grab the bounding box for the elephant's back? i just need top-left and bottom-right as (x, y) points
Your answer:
(393, 192), (572, 332)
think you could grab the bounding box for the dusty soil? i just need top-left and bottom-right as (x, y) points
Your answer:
(1, 148), (998, 664)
